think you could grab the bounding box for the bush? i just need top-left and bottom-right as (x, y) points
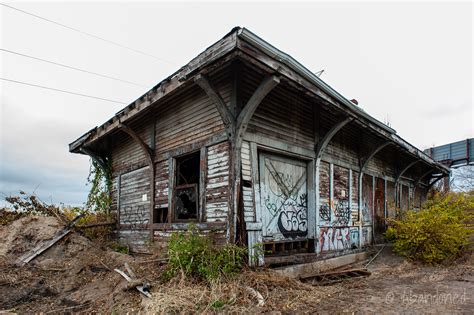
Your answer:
(164, 226), (247, 282)
(385, 191), (474, 264)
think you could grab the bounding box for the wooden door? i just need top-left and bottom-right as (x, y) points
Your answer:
(259, 153), (308, 241)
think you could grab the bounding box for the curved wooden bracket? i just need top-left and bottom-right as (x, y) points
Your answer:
(194, 74), (235, 130)
(80, 147), (107, 171)
(426, 174), (447, 190)
(395, 160), (419, 185)
(315, 117), (353, 161)
(118, 123), (154, 166)
(359, 142), (391, 172)
(235, 75), (280, 143)
(415, 169), (435, 187)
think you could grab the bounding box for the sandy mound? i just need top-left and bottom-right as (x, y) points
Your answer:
(0, 215), (147, 313)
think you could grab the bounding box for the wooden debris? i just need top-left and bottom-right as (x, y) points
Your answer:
(245, 286), (265, 307)
(16, 214), (84, 266)
(305, 268), (371, 285)
(114, 264), (152, 298)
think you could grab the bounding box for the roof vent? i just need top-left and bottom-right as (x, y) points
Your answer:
(350, 99), (359, 105)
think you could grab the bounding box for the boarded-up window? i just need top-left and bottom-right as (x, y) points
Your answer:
(319, 161), (330, 225)
(351, 170), (359, 223)
(333, 165), (350, 226)
(362, 174), (373, 224)
(374, 177), (385, 239)
(386, 181), (396, 218)
(400, 184), (409, 211)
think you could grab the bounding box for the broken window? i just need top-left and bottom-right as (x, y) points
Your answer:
(153, 207), (168, 223)
(174, 151), (200, 221)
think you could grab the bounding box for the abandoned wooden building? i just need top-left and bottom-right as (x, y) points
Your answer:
(70, 27), (450, 265)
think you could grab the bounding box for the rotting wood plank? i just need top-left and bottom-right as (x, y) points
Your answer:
(16, 214), (84, 266)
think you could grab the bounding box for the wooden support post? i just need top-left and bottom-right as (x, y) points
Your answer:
(196, 72), (279, 243)
(314, 116), (352, 253)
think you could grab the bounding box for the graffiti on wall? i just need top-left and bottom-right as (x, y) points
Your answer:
(121, 205), (148, 225)
(361, 226), (372, 246)
(262, 158), (308, 239)
(276, 193), (308, 238)
(319, 227), (347, 251)
(333, 200), (350, 226)
(319, 203), (331, 223)
(350, 228), (359, 248)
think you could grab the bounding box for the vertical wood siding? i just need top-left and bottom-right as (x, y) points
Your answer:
(155, 159), (169, 208)
(205, 141), (230, 222)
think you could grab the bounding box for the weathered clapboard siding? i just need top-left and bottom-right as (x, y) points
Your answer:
(111, 117), (153, 175)
(333, 165), (350, 227)
(386, 181), (396, 218)
(118, 166), (150, 253)
(154, 81), (230, 160)
(241, 141), (255, 222)
(243, 67), (315, 151)
(119, 166), (150, 225)
(205, 142), (230, 222)
(319, 161), (331, 226)
(362, 174), (373, 224)
(155, 159), (169, 208)
(400, 184), (409, 211)
(351, 170), (359, 222)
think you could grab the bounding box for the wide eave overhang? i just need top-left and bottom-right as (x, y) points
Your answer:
(69, 27), (449, 176)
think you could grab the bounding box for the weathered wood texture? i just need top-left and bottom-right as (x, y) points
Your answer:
(319, 161), (331, 226)
(155, 82), (231, 161)
(386, 181), (396, 218)
(242, 68), (315, 151)
(241, 141), (255, 223)
(374, 177), (385, 241)
(362, 174), (373, 225)
(351, 170), (359, 222)
(118, 166), (151, 252)
(400, 184), (409, 211)
(155, 159), (169, 209)
(205, 141), (230, 223)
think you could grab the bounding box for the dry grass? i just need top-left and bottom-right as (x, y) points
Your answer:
(142, 269), (340, 313)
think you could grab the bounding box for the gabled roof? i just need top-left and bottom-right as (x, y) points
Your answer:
(69, 27), (449, 175)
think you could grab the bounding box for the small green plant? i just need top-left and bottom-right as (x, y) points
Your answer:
(110, 242), (130, 255)
(210, 300), (226, 309)
(385, 191), (474, 264)
(164, 226), (247, 282)
(86, 159), (112, 213)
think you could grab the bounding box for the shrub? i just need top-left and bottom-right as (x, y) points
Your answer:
(385, 191), (474, 264)
(164, 226), (246, 282)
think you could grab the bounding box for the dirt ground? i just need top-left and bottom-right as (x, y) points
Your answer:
(0, 215), (472, 314)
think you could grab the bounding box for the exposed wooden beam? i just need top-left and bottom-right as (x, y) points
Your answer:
(359, 142), (391, 172)
(395, 160), (419, 186)
(118, 123), (154, 166)
(415, 169), (436, 187)
(315, 117), (353, 161)
(194, 74), (235, 130)
(235, 75), (280, 141)
(79, 147), (107, 171)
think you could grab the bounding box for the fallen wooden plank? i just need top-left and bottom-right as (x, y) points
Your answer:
(16, 214), (84, 266)
(114, 267), (151, 298)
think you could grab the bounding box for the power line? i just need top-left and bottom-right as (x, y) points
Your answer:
(1, 3), (175, 65)
(1, 78), (127, 104)
(1, 48), (148, 88)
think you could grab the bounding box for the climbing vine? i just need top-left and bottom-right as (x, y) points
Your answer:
(86, 158), (112, 213)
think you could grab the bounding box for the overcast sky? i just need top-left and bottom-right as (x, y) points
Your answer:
(1, 1), (472, 206)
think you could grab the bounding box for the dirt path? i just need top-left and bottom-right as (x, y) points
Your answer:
(315, 247), (474, 314)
